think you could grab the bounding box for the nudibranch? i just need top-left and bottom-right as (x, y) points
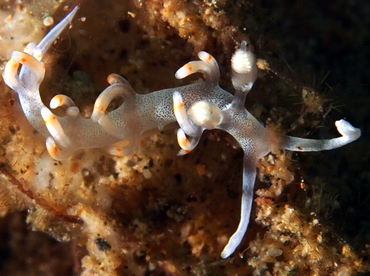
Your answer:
(2, 6), (361, 258)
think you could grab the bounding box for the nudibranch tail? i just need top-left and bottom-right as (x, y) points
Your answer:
(2, 5), (80, 138)
(36, 6), (79, 56)
(17, 6), (79, 94)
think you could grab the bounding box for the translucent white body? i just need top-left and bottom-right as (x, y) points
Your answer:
(2, 6), (361, 258)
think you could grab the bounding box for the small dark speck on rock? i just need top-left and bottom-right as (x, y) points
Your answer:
(95, 238), (111, 251)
